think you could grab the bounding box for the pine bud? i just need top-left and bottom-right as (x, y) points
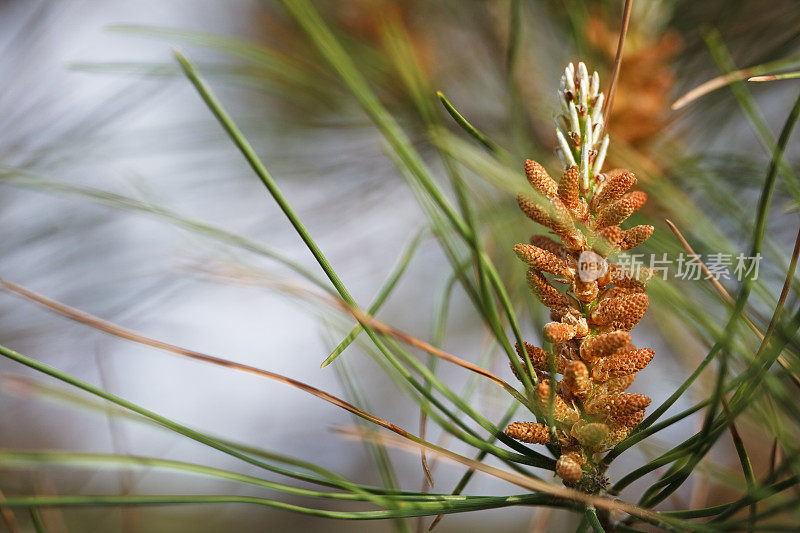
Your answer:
(515, 66), (657, 471)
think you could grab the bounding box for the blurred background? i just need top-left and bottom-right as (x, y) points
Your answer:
(1, 0), (799, 531)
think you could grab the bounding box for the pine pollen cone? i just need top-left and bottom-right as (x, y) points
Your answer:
(556, 454), (583, 483)
(585, 393), (652, 418)
(595, 191), (648, 229)
(609, 263), (652, 290)
(572, 278), (599, 302)
(580, 330), (631, 361)
(504, 421), (551, 444)
(592, 347), (655, 381)
(558, 165), (588, 219)
(543, 321), (577, 343)
(530, 235), (570, 259)
(620, 225), (654, 250)
(525, 159), (559, 199)
(514, 243), (574, 278)
(535, 381), (580, 425)
(563, 360), (591, 398)
(597, 374), (636, 395)
(558, 165), (581, 209)
(589, 293), (649, 330)
(590, 171), (636, 212)
(595, 225), (624, 256)
(514, 342), (563, 373)
(614, 409), (646, 429)
(526, 269), (570, 309)
(573, 421), (610, 449)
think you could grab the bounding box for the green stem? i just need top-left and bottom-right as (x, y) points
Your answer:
(322, 229), (424, 367)
(0, 449), (448, 502)
(0, 344), (383, 504)
(437, 91), (506, 157)
(585, 506), (606, 533)
(174, 50), (356, 307)
(0, 493), (575, 520)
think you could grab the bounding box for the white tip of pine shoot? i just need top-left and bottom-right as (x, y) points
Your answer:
(556, 148), (567, 167)
(592, 134), (610, 179)
(579, 77), (588, 108)
(578, 62), (588, 84)
(592, 121), (603, 144)
(592, 94), (605, 124)
(556, 115), (570, 133)
(580, 127), (591, 191)
(559, 91), (570, 113)
(583, 117), (594, 151)
(591, 72), (599, 97)
(556, 128), (577, 166)
(568, 101), (580, 134)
